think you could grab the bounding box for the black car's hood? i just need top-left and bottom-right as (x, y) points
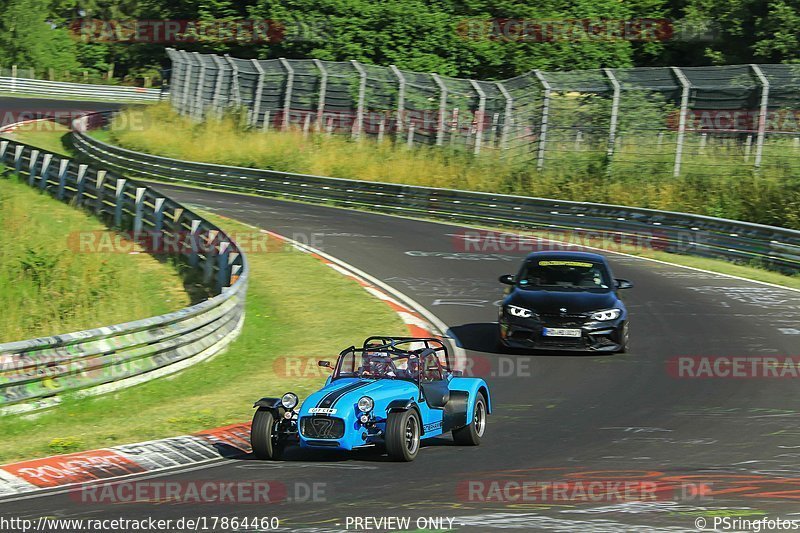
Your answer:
(507, 289), (619, 314)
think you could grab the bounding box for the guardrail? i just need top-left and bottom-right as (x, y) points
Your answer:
(0, 77), (162, 102)
(0, 121), (247, 414)
(71, 119), (800, 274)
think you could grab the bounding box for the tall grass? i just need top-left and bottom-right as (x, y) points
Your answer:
(0, 174), (190, 342)
(108, 103), (800, 230)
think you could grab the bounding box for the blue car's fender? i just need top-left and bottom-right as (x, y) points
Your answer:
(448, 377), (492, 424)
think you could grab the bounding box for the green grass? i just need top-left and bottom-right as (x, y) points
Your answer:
(0, 174), (192, 343)
(104, 103), (800, 230)
(0, 211), (406, 464)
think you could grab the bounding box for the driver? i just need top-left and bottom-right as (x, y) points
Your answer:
(360, 352), (396, 378)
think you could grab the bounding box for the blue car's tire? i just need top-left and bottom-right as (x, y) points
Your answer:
(251, 408), (284, 460)
(453, 392), (487, 446)
(385, 409), (421, 462)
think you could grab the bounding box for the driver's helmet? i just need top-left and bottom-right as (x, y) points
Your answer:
(361, 352), (394, 377)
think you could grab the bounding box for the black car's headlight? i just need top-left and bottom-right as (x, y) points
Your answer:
(281, 392), (299, 409)
(591, 309), (621, 321)
(506, 305), (535, 318)
(357, 396), (374, 413)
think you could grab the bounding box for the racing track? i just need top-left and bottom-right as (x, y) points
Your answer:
(1, 99), (800, 531)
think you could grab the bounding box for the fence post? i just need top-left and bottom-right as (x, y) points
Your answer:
(56, 159), (69, 199)
(216, 240), (231, 291)
(189, 219), (201, 268)
(431, 74), (448, 146)
(532, 71), (551, 170)
(223, 55), (241, 107)
(496, 81), (514, 154)
(75, 164), (87, 204)
(671, 66), (691, 177)
(279, 58), (294, 131)
(603, 68), (621, 163)
(250, 59), (265, 128)
(192, 52), (206, 121)
(38, 153), (52, 190)
(313, 59), (328, 131)
(114, 177), (126, 227)
(751, 64), (769, 172)
(351, 60), (367, 140)
(153, 197), (165, 252)
(470, 80), (486, 154)
(0, 140), (8, 159)
(203, 230), (218, 285)
(211, 54), (226, 117)
(179, 51), (193, 116)
(390, 65), (406, 140)
(28, 149), (39, 187)
(133, 188), (146, 234)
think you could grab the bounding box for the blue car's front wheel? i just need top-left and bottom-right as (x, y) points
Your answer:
(251, 408), (285, 460)
(385, 409), (421, 462)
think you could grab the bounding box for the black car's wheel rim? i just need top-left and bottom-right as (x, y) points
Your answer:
(405, 416), (420, 454)
(475, 400), (486, 437)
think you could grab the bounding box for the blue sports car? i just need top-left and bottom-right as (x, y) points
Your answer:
(250, 337), (491, 462)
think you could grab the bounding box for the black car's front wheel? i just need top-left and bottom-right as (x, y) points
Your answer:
(385, 409), (421, 462)
(453, 392), (487, 446)
(251, 408), (285, 460)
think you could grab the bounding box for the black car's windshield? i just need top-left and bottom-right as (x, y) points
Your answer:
(334, 350), (420, 381)
(517, 259), (611, 290)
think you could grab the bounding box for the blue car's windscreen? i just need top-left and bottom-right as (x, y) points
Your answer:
(517, 259), (612, 290)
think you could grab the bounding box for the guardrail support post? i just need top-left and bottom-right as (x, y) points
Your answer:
(279, 58), (294, 131)
(751, 64), (769, 173)
(496, 81), (514, 154)
(94, 170), (107, 215)
(351, 60), (367, 140)
(250, 59), (265, 128)
(390, 65), (406, 141)
(153, 197), (165, 251)
(216, 241), (231, 291)
(204, 230), (219, 285)
(56, 159), (69, 199)
(75, 164), (87, 204)
(469, 80), (486, 154)
(38, 153), (52, 190)
(133, 187), (146, 234)
(671, 67), (691, 177)
(603, 68), (621, 164)
(189, 219), (201, 268)
(13, 145), (23, 172)
(313, 59), (328, 131)
(192, 52), (206, 121)
(431, 73), (448, 146)
(28, 149), (39, 187)
(114, 177), (126, 226)
(0, 140), (9, 159)
(179, 50), (193, 116)
(532, 71), (550, 170)
(223, 55), (241, 107)
(211, 54), (226, 117)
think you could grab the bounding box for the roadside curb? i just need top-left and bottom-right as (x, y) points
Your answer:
(0, 230), (440, 498)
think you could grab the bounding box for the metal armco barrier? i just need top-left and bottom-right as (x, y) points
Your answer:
(0, 77), (162, 102)
(71, 119), (800, 274)
(0, 126), (248, 414)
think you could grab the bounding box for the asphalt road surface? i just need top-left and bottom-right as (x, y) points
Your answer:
(2, 107), (800, 531)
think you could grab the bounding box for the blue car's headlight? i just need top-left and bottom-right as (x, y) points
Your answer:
(281, 392), (298, 409)
(591, 309), (621, 321)
(357, 396), (374, 413)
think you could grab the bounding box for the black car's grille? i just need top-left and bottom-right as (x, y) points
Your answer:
(300, 416), (345, 439)
(539, 314), (587, 327)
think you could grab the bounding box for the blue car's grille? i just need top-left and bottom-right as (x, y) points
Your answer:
(301, 416), (345, 439)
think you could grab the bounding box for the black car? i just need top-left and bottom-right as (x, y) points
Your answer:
(497, 251), (633, 353)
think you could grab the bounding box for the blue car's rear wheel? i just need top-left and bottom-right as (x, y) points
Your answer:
(453, 392), (487, 446)
(251, 408), (285, 460)
(386, 409), (420, 462)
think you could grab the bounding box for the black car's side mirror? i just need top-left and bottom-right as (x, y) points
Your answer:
(615, 278), (634, 289)
(318, 360), (332, 368)
(498, 274), (515, 285)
